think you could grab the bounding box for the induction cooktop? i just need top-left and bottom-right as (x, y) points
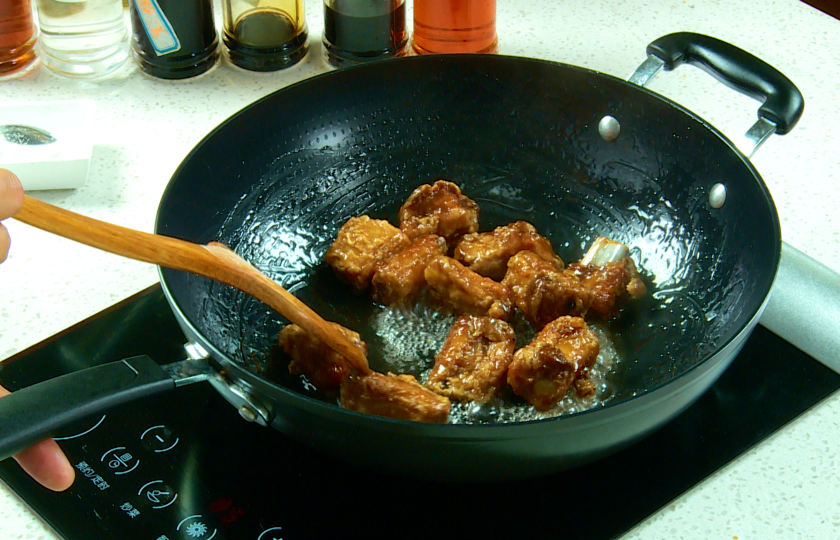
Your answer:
(1, 284), (838, 540)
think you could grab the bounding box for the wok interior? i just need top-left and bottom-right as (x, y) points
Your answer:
(158, 55), (779, 415)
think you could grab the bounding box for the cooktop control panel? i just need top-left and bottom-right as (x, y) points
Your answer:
(39, 385), (289, 540)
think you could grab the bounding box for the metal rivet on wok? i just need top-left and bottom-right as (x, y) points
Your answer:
(709, 183), (727, 209)
(238, 405), (259, 423)
(599, 115), (621, 141)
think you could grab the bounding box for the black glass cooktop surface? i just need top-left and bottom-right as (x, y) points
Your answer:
(1, 285), (838, 540)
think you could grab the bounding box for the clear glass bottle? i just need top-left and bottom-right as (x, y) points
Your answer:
(222, 0), (309, 72)
(0, 0), (37, 76)
(35, 0), (130, 78)
(322, 0), (407, 68)
(129, 0), (219, 80)
(412, 0), (497, 55)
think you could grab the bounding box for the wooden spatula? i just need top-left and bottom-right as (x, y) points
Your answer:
(14, 195), (370, 374)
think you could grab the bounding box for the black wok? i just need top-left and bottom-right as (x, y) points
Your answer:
(0, 33), (803, 481)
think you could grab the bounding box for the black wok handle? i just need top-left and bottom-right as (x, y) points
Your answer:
(647, 32), (804, 134)
(0, 356), (174, 461)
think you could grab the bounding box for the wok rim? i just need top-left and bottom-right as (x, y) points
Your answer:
(155, 53), (783, 431)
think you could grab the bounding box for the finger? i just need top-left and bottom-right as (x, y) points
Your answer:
(0, 385), (75, 491)
(13, 440), (76, 492)
(0, 168), (24, 220)
(0, 223), (9, 263)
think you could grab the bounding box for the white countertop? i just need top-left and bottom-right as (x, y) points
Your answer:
(2, 0), (839, 538)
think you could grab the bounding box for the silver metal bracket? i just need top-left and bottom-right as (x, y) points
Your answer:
(209, 378), (273, 427)
(155, 341), (217, 388)
(737, 117), (777, 158)
(179, 341), (273, 426)
(184, 341), (211, 361)
(628, 55), (665, 88)
(157, 342), (273, 427)
(161, 359), (216, 388)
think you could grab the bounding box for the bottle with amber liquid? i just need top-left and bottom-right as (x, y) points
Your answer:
(129, 0), (219, 80)
(412, 0), (497, 55)
(222, 0), (309, 71)
(0, 0), (36, 76)
(323, 0), (408, 68)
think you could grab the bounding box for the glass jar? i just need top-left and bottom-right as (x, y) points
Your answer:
(0, 0), (37, 76)
(412, 0), (497, 55)
(129, 0), (219, 80)
(35, 0), (130, 78)
(222, 0), (309, 71)
(322, 0), (408, 68)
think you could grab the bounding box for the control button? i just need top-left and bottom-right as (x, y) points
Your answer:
(100, 446), (140, 475)
(258, 527), (284, 540)
(177, 515), (217, 539)
(138, 480), (178, 509)
(54, 414), (108, 441)
(141, 425), (180, 453)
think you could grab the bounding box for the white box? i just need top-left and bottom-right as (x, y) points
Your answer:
(0, 99), (96, 191)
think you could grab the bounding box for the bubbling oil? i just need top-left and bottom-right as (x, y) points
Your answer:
(366, 298), (622, 425)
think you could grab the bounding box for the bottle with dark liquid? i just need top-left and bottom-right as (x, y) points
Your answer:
(222, 0), (308, 71)
(129, 0), (219, 80)
(0, 0), (36, 76)
(412, 0), (497, 55)
(322, 0), (407, 68)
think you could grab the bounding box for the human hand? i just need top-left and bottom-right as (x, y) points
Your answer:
(0, 168), (75, 491)
(0, 168), (23, 262)
(0, 384), (75, 491)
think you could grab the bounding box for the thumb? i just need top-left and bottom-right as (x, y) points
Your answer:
(0, 168), (24, 220)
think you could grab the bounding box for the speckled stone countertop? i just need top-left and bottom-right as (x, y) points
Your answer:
(1, 0), (839, 538)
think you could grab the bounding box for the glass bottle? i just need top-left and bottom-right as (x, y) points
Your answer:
(0, 0), (37, 76)
(222, 0), (309, 72)
(322, 0), (408, 68)
(35, 0), (130, 78)
(129, 0), (219, 80)
(412, 0), (497, 55)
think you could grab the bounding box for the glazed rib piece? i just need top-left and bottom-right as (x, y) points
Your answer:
(371, 234), (447, 305)
(502, 237), (647, 325)
(398, 180), (479, 243)
(507, 316), (600, 411)
(502, 250), (592, 329)
(454, 220), (564, 281)
(424, 255), (514, 321)
(426, 315), (516, 403)
(280, 322), (450, 423)
(566, 259), (646, 319)
(566, 236), (648, 319)
(324, 215), (410, 291)
(340, 372), (451, 423)
(278, 322), (368, 394)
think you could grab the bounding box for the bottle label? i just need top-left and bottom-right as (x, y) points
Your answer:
(133, 0), (181, 56)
